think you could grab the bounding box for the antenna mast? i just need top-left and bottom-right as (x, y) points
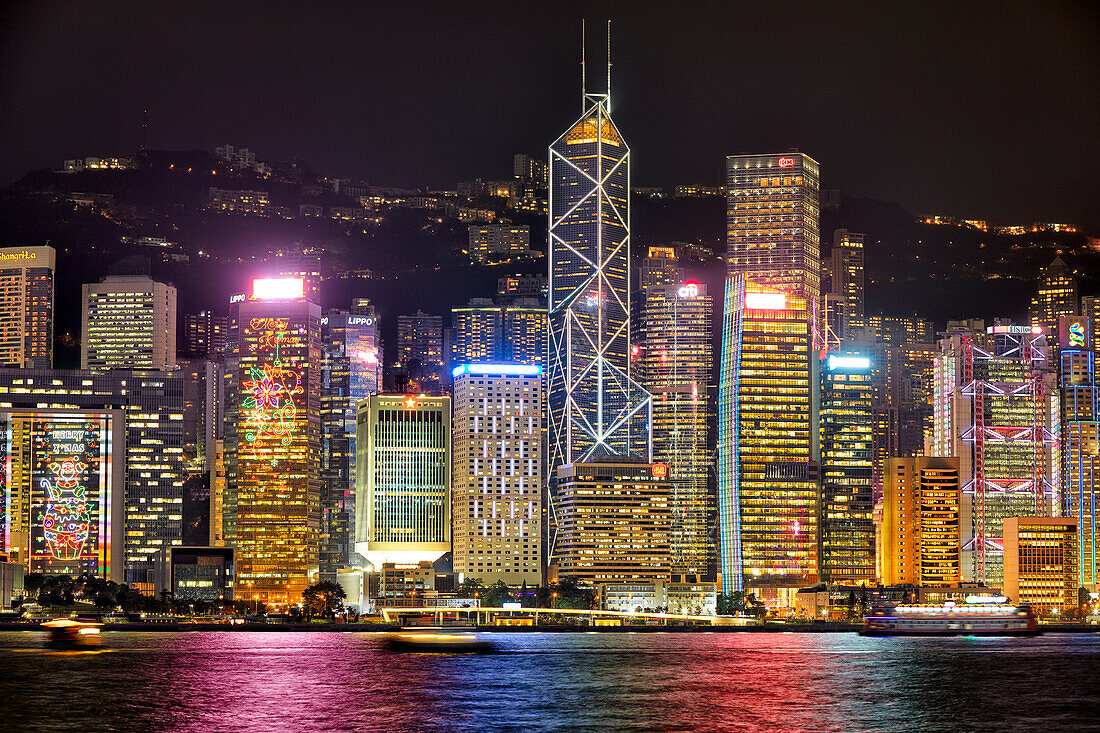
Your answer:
(606, 20), (611, 112)
(581, 20), (586, 113)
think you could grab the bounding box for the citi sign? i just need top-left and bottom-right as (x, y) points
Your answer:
(677, 282), (699, 298)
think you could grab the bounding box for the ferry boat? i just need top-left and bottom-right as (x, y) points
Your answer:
(43, 618), (103, 649)
(384, 632), (494, 654)
(861, 597), (1040, 637)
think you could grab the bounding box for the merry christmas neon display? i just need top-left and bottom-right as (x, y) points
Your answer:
(41, 456), (92, 560)
(242, 318), (304, 447)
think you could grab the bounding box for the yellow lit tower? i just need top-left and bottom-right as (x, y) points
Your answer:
(233, 278), (321, 605)
(718, 152), (821, 596)
(1030, 256), (1078, 334)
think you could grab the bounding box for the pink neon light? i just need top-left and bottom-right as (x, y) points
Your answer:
(778, 157), (795, 168)
(745, 292), (787, 310)
(252, 278), (305, 300)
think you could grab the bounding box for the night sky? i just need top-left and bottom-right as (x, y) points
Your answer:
(2, 1), (1097, 228)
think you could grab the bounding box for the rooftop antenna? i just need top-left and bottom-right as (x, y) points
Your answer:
(581, 19), (586, 113)
(606, 20), (611, 112)
(141, 109), (148, 151)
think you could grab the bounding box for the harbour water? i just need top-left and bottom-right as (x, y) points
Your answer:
(2, 631), (1099, 732)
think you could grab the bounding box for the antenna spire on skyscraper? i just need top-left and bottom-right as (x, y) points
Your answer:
(606, 20), (611, 112)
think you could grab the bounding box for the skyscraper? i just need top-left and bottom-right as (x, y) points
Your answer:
(320, 303), (382, 577)
(1002, 517), (1078, 615)
(1081, 296), (1100, 353)
(817, 354), (875, 584)
(451, 299), (502, 366)
(868, 315), (936, 347)
(547, 63), (651, 562)
(1030, 256), (1077, 333)
(718, 152), (821, 593)
(232, 277), (321, 604)
(451, 364), (542, 585)
(396, 310), (444, 393)
(355, 394), (450, 569)
(450, 298), (546, 370)
(718, 284), (817, 591)
(725, 153), (821, 301)
(634, 279), (713, 577)
(636, 246), (681, 292)
(0, 369), (184, 587)
(930, 325), (1057, 586)
(0, 409), (124, 581)
(182, 310), (228, 358)
(501, 300), (546, 368)
(0, 245), (55, 368)
(870, 342), (937, 498)
(828, 229), (865, 343)
(1058, 315), (1099, 588)
(82, 274), (177, 371)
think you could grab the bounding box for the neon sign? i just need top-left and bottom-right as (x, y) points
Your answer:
(1070, 322), (1085, 347)
(827, 355), (871, 371)
(678, 282), (700, 298)
(452, 363), (541, 377)
(778, 157), (795, 168)
(651, 463), (668, 479)
(252, 278), (305, 300)
(989, 325), (1042, 335)
(347, 316), (374, 326)
(31, 416), (108, 575)
(242, 318), (303, 447)
(745, 292), (787, 310)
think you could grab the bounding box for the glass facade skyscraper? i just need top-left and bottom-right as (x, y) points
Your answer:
(817, 354), (875, 584)
(930, 326), (1057, 586)
(1058, 315), (1099, 587)
(725, 153), (821, 301)
(634, 280), (713, 577)
(718, 152), (820, 594)
(718, 282), (817, 591)
(320, 304), (381, 577)
(547, 85), (651, 561)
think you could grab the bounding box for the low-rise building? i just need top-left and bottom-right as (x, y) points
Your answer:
(1003, 517), (1078, 615)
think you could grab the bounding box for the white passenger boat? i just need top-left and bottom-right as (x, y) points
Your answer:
(861, 597), (1040, 637)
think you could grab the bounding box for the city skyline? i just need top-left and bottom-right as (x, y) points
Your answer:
(5, 9), (1100, 733)
(1, 6), (1098, 633)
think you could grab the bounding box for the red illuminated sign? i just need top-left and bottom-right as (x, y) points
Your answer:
(651, 463), (668, 479)
(777, 157), (795, 168)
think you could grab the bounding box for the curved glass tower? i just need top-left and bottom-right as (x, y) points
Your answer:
(547, 88), (652, 560)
